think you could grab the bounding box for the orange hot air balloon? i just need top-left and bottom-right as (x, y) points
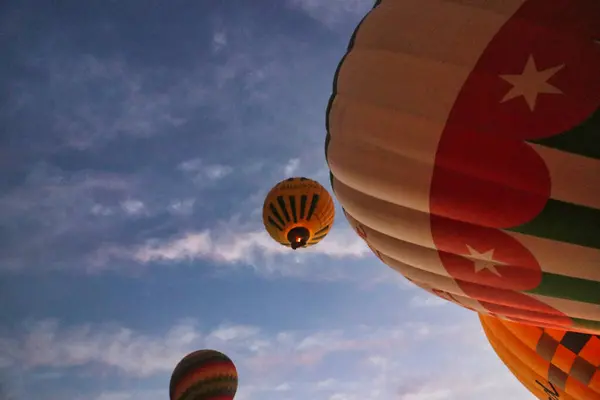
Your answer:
(170, 349), (238, 400)
(325, 0), (600, 333)
(480, 314), (600, 400)
(262, 177), (335, 250)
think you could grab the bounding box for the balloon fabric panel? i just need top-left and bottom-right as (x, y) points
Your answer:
(326, 0), (600, 333)
(170, 350), (238, 400)
(480, 314), (600, 399)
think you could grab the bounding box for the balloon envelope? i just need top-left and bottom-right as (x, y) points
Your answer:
(170, 349), (238, 400)
(262, 177), (335, 250)
(480, 313), (600, 400)
(326, 0), (600, 333)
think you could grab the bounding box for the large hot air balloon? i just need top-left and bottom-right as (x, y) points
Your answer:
(325, 0), (600, 333)
(170, 349), (238, 400)
(262, 177), (335, 250)
(480, 313), (600, 400)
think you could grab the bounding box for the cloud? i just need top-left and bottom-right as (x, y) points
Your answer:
(286, 0), (373, 28)
(178, 158), (233, 181)
(1, 317), (473, 377)
(409, 295), (448, 309)
(400, 389), (452, 400)
(90, 216), (370, 279)
(284, 158), (300, 176)
(317, 378), (338, 389)
(274, 383), (291, 392)
(0, 156), (362, 278)
(0, 318), (406, 378)
(109, 229), (283, 267)
(0, 314), (531, 400)
(2, 1), (360, 278)
(307, 354), (528, 400)
(74, 389), (165, 400)
(0, 319), (199, 378)
(167, 198), (196, 216)
(91, 204), (115, 216)
(207, 325), (261, 342)
(5, 13), (321, 155)
(212, 31), (228, 52)
(120, 199), (146, 216)
(0, 163), (138, 270)
(19, 54), (189, 150)
(177, 158), (234, 183)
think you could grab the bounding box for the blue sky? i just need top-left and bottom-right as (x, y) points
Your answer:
(1, 1), (533, 399)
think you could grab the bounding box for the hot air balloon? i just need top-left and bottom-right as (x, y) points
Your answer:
(262, 177), (335, 250)
(325, 0), (600, 333)
(169, 349), (238, 400)
(480, 313), (600, 400)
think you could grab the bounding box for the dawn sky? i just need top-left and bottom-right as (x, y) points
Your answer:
(1, 1), (533, 399)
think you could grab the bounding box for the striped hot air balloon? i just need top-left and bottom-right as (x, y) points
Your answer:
(480, 314), (600, 400)
(169, 349), (238, 400)
(326, 0), (600, 333)
(262, 177), (335, 250)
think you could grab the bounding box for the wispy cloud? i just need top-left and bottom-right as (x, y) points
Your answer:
(0, 319), (198, 377)
(91, 217), (370, 279)
(6, 10), (326, 155)
(167, 198), (196, 216)
(409, 294), (448, 309)
(177, 158), (234, 183)
(2, 0), (361, 278)
(283, 158), (300, 176)
(0, 155), (362, 278)
(1, 314), (527, 399)
(22, 54), (189, 150)
(120, 199), (147, 216)
(286, 0), (373, 28)
(212, 31), (228, 52)
(93, 390), (164, 400)
(0, 163), (137, 270)
(0, 314), (530, 400)
(0, 318), (407, 378)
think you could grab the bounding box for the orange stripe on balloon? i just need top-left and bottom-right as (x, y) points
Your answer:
(481, 315), (600, 400)
(482, 316), (574, 400)
(483, 315), (551, 376)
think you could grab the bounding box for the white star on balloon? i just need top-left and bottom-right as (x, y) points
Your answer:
(499, 55), (564, 111)
(465, 245), (502, 276)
